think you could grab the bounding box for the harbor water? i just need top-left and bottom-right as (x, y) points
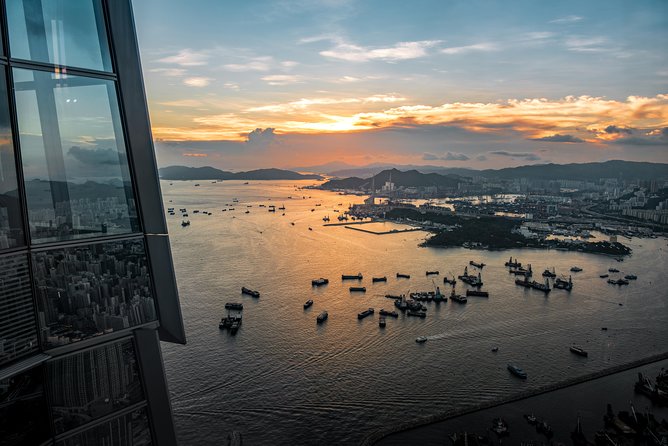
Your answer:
(160, 180), (668, 445)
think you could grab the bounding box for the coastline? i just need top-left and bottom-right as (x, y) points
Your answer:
(362, 351), (668, 445)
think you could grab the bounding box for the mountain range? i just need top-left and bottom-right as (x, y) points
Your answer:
(320, 168), (464, 190)
(158, 166), (322, 181)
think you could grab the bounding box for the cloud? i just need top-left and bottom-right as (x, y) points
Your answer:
(611, 127), (668, 146)
(261, 74), (304, 86)
(158, 99), (206, 107)
(183, 153), (208, 157)
(530, 134), (585, 143)
(246, 95), (406, 113)
(565, 36), (609, 53)
(281, 61), (299, 68)
(157, 49), (209, 66)
(68, 147), (124, 165)
(489, 151), (541, 161)
(183, 77), (213, 87)
(549, 15), (583, 24)
(223, 57), (273, 72)
(246, 128), (277, 145)
(441, 43), (497, 55)
(604, 125), (633, 134)
(150, 68), (187, 77)
(319, 40), (441, 62)
(421, 151), (470, 161)
(224, 82), (240, 90)
(475, 155), (488, 161)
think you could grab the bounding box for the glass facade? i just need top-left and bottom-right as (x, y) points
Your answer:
(0, 1), (183, 445)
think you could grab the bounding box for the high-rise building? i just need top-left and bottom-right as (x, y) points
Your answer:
(0, 1), (185, 444)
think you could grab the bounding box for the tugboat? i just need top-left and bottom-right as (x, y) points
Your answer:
(491, 346), (499, 353)
(507, 364), (527, 379)
(342, 273), (363, 280)
(416, 336), (428, 343)
(396, 273), (411, 279)
(570, 345), (588, 357)
(303, 300), (314, 309)
(406, 310), (427, 318)
(349, 286), (366, 292)
(224, 302), (243, 310)
(357, 308), (375, 319)
(241, 287), (260, 297)
(316, 310), (328, 323)
(312, 278), (329, 286)
(570, 266), (583, 272)
(372, 276), (387, 283)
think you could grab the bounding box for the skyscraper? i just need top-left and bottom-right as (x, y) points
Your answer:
(0, 1), (184, 444)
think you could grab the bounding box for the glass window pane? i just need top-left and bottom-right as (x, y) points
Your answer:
(0, 69), (25, 249)
(13, 68), (139, 243)
(6, 0), (112, 72)
(48, 339), (145, 434)
(33, 239), (157, 349)
(0, 366), (51, 446)
(0, 253), (39, 366)
(56, 407), (153, 446)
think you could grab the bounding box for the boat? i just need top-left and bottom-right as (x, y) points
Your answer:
(524, 413), (537, 425)
(181, 220), (190, 226)
(194, 183), (200, 187)
(219, 314), (242, 332)
(515, 277), (532, 288)
(342, 273), (363, 280)
(396, 273), (411, 279)
(507, 364), (527, 379)
(536, 419), (553, 437)
(245, 210), (250, 214)
(607, 278), (629, 285)
(394, 299), (408, 311)
(443, 276), (456, 285)
(600, 274), (609, 278)
(505, 257), (522, 268)
(308, 227), (312, 231)
(406, 310), (427, 318)
(570, 266), (583, 272)
(624, 274), (637, 280)
(303, 300), (313, 309)
(469, 261), (485, 268)
(425, 270), (439, 276)
(466, 290), (489, 297)
(542, 268), (557, 278)
(531, 278), (551, 293)
(241, 287), (260, 298)
(490, 418), (509, 436)
(569, 346), (588, 357)
(224, 302), (243, 310)
(372, 276), (387, 282)
(311, 278), (329, 286)
(278, 205), (285, 210)
(608, 268), (620, 273)
(385, 294), (403, 300)
(357, 308), (374, 319)
(458, 266), (483, 287)
(349, 286), (366, 292)
(379, 309), (399, 318)
(378, 316), (386, 328)
(416, 336), (428, 343)
(491, 346), (499, 353)
(554, 275), (573, 291)
(316, 310), (328, 323)
(449, 285), (467, 303)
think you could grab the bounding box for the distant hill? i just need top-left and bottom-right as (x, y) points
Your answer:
(159, 166), (322, 181)
(320, 168), (464, 190)
(478, 160), (668, 181)
(329, 165), (476, 178)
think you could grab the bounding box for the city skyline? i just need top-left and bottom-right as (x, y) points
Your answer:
(133, 0), (668, 170)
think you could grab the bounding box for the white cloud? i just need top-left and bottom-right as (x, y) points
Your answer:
(157, 49), (209, 66)
(183, 77), (213, 87)
(320, 40), (441, 62)
(246, 94), (406, 113)
(261, 74), (304, 85)
(224, 82), (240, 90)
(549, 15), (583, 24)
(150, 68), (187, 77)
(441, 43), (497, 55)
(281, 60), (299, 68)
(223, 57), (273, 72)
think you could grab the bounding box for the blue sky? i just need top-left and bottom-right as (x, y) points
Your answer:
(133, 0), (668, 170)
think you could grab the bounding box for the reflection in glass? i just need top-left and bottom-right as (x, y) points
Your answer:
(6, 0), (112, 72)
(0, 69), (25, 249)
(48, 339), (145, 434)
(0, 254), (38, 366)
(13, 68), (139, 243)
(0, 366), (50, 446)
(33, 239), (157, 349)
(56, 407), (153, 446)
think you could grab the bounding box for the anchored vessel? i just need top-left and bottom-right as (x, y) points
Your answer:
(396, 273), (411, 279)
(312, 278), (329, 286)
(372, 276), (387, 282)
(554, 275), (573, 291)
(224, 302), (243, 310)
(303, 300), (314, 309)
(469, 260), (485, 268)
(342, 273), (363, 280)
(466, 289), (489, 297)
(241, 287), (260, 297)
(358, 308), (375, 319)
(379, 309), (399, 318)
(425, 270), (439, 276)
(570, 345), (588, 357)
(507, 363), (528, 379)
(416, 336), (428, 343)
(349, 286), (367, 292)
(316, 311), (328, 323)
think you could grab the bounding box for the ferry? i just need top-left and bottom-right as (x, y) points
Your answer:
(425, 270), (439, 276)
(357, 308), (375, 319)
(241, 287), (260, 298)
(396, 273), (411, 279)
(372, 276), (387, 283)
(415, 336), (428, 343)
(342, 273), (363, 280)
(311, 278), (329, 286)
(349, 286), (366, 292)
(507, 363), (527, 379)
(316, 311), (328, 323)
(303, 300), (313, 309)
(569, 346), (588, 357)
(224, 302), (243, 310)
(466, 290), (489, 297)
(570, 266), (583, 272)
(378, 316), (386, 328)
(469, 261), (485, 269)
(379, 309), (399, 318)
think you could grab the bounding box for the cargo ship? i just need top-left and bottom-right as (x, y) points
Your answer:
(349, 286), (367, 292)
(372, 276), (387, 283)
(241, 287), (260, 297)
(507, 363), (527, 379)
(396, 273), (411, 279)
(342, 273), (363, 280)
(357, 308), (375, 319)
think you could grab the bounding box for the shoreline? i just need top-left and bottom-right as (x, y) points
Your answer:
(361, 351), (668, 445)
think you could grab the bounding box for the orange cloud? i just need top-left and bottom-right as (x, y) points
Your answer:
(182, 153), (208, 157)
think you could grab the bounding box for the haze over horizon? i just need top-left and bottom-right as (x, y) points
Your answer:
(133, 0), (668, 171)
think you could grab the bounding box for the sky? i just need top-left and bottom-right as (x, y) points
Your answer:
(132, 0), (668, 171)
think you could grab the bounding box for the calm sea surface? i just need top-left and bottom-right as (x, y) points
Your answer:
(160, 180), (668, 445)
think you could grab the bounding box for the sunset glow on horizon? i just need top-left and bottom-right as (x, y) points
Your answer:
(134, 0), (668, 170)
